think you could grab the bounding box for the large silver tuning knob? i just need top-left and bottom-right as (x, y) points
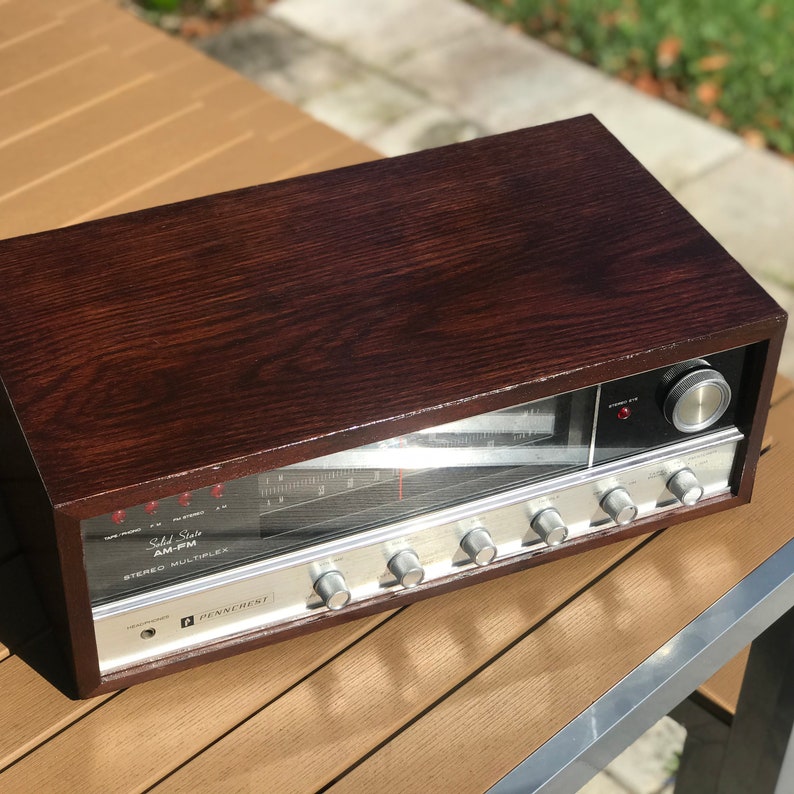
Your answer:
(460, 527), (498, 566)
(388, 549), (425, 588)
(531, 508), (568, 546)
(661, 361), (731, 433)
(601, 487), (638, 526)
(667, 468), (704, 506)
(313, 571), (351, 610)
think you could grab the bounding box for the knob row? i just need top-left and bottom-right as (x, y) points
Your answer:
(313, 468), (705, 609)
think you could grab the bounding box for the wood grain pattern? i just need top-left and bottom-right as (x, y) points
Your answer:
(0, 115), (784, 510)
(0, 642), (111, 770)
(0, 612), (392, 792)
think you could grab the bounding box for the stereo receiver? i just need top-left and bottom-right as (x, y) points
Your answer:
(0, 115), (785, 697)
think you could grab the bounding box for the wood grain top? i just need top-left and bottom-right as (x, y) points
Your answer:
(0, 111), (785, 510)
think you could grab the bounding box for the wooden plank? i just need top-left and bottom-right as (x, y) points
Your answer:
(33, 0), (102, 17)
(0, 25), (105, 95)
(0, 637), (112, 770)
(124, 35), (200, 74)
(103, 116), (369, 215)
(305, 141), (382, 174)
(151, 538), (646, 793)
(63, 0), (126, 35)
(0, 104), (251, 236)
(0, 2), (58, 49)
(772, 375), (794, 406)
(100, 13), (163, 55)
(322, 387), (794, 792)
(199, 77), (277, 120)
(698, 646), (749, 717)
(99, 132), (280, 215)
(0, 613), (392, 791)
(0, 50), (150, 152)
(0, 78), (200, 201)
(232, 94), (318, 135)
(157, 52), (241, 98)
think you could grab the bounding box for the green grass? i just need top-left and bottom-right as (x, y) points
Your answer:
(467, 0), (794, 155)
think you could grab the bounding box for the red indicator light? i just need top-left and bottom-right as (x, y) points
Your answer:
(111, 510), (126, 525)
(617, 406), (632, 420)
(145, 501), (159, 515)
(210, 484), (226, 499)
(178, 492), (192, 507)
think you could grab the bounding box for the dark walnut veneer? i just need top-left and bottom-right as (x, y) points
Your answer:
(0, 115), (786, 696)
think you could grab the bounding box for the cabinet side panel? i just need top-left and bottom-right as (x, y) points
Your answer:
(0, 383), (79, 690)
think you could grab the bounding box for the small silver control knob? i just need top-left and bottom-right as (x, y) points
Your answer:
(601, 487), (639, 526)
(531, 508), (568, 546)
(460, 527), (498, 566)
(667, 468), (705, 506)
(313, 571), (351, 610)
(388, 549), (425, 588)
(662, 362), (731, 433)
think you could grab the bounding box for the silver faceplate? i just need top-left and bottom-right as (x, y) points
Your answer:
(93, 428), (742, 673)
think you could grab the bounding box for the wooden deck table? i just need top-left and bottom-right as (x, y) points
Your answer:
(1, 2), (793, 791)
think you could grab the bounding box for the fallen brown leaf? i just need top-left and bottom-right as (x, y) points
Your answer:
(708, 108), (730, 126)
(634, 72), (663, 97)
(698, 53), (731, 71)
(742, 129), (767, 148)
(656, 36), (682, 68)
(696, 81), (722, 105)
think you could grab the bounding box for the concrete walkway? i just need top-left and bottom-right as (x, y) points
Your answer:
(195, 3), (792, 789)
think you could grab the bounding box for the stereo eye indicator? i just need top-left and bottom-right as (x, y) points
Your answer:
(617, 406), (632, 420)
